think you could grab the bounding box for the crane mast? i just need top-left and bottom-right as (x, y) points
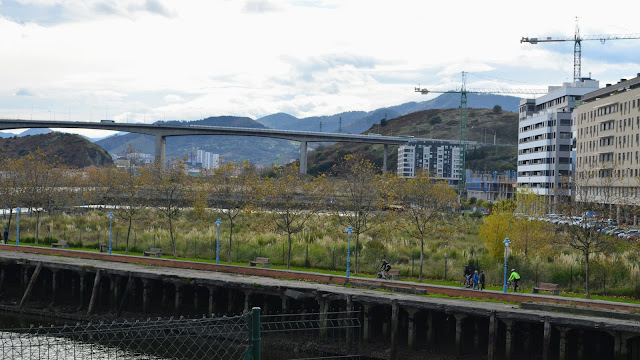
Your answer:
(415, 72), (546, 197)
(521, 18), (640, 81)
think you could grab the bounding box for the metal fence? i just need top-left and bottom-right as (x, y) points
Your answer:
(260, 309), (361, 360)
(0, 314), (249, 360)
(0, 309), (360, 360)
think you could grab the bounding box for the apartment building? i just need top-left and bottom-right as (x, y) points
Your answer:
(397, 140), (462, 183)
(574, 74), (640, 205)
(466, 170), (516, 202)
(517, 78), (600, 202)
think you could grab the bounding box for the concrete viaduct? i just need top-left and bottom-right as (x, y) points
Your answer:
(0, 119), (413, 174)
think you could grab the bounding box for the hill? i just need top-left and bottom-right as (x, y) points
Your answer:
(254, 93), (522, 132)
(0, 132), (114, 168)
(306, 107), (518, 175)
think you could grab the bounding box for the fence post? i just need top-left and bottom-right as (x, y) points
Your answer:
(246, 307), (261, 360)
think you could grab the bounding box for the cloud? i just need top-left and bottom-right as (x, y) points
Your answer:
(242, 1), (281, 13)
(0, 0), (175, 25)
(164, 94), (183, 103)
(15, 88), (35, 96)
(282, 54), (378, 82)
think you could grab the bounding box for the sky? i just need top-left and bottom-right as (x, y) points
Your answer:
(1, 0), (639, 138)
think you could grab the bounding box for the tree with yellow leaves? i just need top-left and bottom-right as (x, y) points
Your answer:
(478, 199), (517, 259)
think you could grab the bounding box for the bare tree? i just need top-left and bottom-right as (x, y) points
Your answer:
(392, 170), (458, 281)
(329, 155), (383, 275)
(140, 159), (190, 258)
(206, 160), (259, 263)
(258, 165), (325, 269)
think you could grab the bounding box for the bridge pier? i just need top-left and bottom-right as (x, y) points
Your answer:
(155, 135), (166, 166)
(383, 144), (388, 172)
(299, 141), (308, 175)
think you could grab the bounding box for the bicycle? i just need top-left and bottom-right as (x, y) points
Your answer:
(507, 280), (523, 293)
(461, 275), (472, 288)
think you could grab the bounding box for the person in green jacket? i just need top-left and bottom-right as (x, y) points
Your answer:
(508, 269), (520, 292)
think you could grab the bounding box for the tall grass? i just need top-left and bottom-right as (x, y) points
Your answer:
(5, 208), (640, 298)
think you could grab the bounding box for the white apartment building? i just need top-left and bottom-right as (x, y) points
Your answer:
(397, 140), (462, 183)
(517, 78), (600, 202)
(574, 74), (640, 206)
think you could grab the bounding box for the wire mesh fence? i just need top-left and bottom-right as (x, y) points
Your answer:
(0, 309), (361, 360)
(260, 310), (361, 360)
(0, 314), (249, 360)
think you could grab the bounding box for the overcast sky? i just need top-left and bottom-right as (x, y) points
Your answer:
(1, 0), (639, 137)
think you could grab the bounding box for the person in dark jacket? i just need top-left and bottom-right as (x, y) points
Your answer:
(3, 228), (8, 244)
(479, 270), (486, 290)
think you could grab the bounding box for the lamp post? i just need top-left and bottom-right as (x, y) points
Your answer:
(109, 212), (113, 254)
(503, 237), (511, 293)
(216, 219), (221, 265)
(16, 207), (20, 246)
(346, 227), (352, 278)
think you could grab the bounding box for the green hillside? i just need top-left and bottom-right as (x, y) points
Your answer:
(0, 132), (114, 168)
(307, 107), (518, 175)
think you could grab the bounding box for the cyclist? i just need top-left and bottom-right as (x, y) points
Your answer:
(380, 260), (392, 279)
(508, 269), (521, 292)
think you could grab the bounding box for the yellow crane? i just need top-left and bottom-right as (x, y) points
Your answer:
(521, 18), (640, 81)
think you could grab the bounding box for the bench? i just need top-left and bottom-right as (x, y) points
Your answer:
(249, 257), (270, 267)
(100, 244), (108, 253)
(388, 269), (401, 280)
(51, 240), (68, 248)
(532, 282), (560, 295)
(143, 248), (162, 257)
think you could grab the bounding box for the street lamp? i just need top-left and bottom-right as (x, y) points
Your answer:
(346, 227), (352, 278)
(16, 207), (20, 246)
(503, 237), (511, 293)
(109, 212), (114, 254)
(215, 219), (221, 265)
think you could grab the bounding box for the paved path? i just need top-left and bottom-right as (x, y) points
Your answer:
(2, 244), (640, 316)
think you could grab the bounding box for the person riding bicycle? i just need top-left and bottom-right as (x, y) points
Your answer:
(508, 269), (521, 292)
(381, 260), (392, 278)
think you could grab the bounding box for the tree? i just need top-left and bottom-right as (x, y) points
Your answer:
(393, 170), (458, 281)
(10, 150), (69, 244)
(513, 189), (554, 258)
(567, 165), (619, 298)
(258, 165), (325, 269)
(478, 199), (517, 258)
(105, 164), (145, 253)
(329, 155), (383, 275)
(207, 160), (259, 263)
(492, 105), (502, 114)
(140, 159), (190, 258)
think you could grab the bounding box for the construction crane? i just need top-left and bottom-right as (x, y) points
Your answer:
(415, 71), (546, 196)
(521, 18), (640, 81)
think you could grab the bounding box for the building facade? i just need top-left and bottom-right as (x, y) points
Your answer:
(397, 140), (462, 183)
(517, 78), (600, 202)
(466, 170), (517, 202)
(574, 74), (640, 205)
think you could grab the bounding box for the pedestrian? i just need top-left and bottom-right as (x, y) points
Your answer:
(472, 270), (479, 290)
(3, 228), (8, 244)
(479, 270), (485, 290)
(463, 265), (472, 287)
